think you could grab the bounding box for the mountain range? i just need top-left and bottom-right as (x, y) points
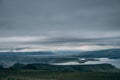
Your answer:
(0, 48), (120, 68)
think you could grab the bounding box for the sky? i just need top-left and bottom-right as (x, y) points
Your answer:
(0, 0), (120, 51)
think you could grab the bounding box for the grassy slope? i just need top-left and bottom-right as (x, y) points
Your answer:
(0, 70), (120, 80)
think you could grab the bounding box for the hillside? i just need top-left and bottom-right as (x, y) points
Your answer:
(73, 49), (120, 59)
(0, 49), (120, 68)
(10, 63), (120, 72)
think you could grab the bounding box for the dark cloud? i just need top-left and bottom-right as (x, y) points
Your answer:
(16, 36), (119, 47)
(0, 0), (120, 50)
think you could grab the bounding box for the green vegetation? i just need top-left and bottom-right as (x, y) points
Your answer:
(0, 63), (120, 80)
(0, 70), (120, 80)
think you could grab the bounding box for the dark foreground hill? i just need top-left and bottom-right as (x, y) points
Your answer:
(10, 63), (120, 72)
(0, 63), (120, 80)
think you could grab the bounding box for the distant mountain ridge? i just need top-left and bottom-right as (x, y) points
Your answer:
(0, 48), (120, 68)
(0, 51), (54, 55)
(72, 49), (120, 59)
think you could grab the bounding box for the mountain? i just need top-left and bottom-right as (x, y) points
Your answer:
(0, 65), (3, 69)
(0, 51), (55, 68)
(73, 49), (120, 59)
(0, 51), (55, 56)
(10, 63), (120, 72)
(53, 50), (83, 55)
(9, 63), (25, 69)
(0, 48), (120, 68)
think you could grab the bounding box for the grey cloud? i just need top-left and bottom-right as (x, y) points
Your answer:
(0, 36), (120, 50)
(20, 36), (120, 47)
(0, 0), (120, 49)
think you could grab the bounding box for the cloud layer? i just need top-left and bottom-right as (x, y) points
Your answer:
(0, 0), (120, 51)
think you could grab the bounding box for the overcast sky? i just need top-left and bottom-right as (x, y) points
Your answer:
(0, 0), (120, 51)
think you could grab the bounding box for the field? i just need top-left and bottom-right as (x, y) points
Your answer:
(0, 69), (120, 80)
